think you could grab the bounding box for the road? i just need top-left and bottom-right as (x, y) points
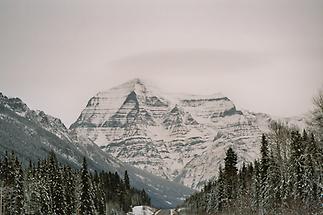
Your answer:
(154, 209), (178, 215)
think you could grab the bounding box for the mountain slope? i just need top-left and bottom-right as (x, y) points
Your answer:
(71, 79), (279, 189)
(0, 92), (193, 208)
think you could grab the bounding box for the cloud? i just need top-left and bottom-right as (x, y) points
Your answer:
(0, 0), (322, 126)
(109, 49), (268, 75)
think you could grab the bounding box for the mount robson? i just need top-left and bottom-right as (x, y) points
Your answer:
(71, 78), (304, 190)
(0, 79), (304, 208)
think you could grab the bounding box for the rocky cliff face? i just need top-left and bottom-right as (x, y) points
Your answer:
(71, 79), (286, 189)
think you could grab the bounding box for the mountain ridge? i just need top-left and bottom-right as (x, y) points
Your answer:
(0, 91), (194, 208)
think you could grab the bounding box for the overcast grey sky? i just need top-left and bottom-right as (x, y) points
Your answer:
(0, 0), (322, 126)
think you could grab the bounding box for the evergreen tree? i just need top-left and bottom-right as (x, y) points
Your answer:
(37, 159), (51, 214)
(13, 158), (24, 215)
(62, 166), (77, 215)
(303, 133), (321, 213)
(260, 134), (269, 181)
(79, 157), (95, 215)
(216, 166), (225, 212)
(223, 147), (238, 210)
(0, 152), (9, 214)
(251, 160), (261, 213)
(237, 162), (252, 213)
(124, 170), (130, 190)
(205, 182), (216, 213)
(266, 153), (282, 214)
(92, 171), (105, 215)
(260, 134), (270, 213)
(47, 151), (66, 215)
(309, 90), (323, 213)
(4, 152), (17, 214)
(289, 131), (305, 202)
(24, 160), (39, 215)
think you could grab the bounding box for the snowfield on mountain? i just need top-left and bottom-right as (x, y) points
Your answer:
(71, 79), (304, 189)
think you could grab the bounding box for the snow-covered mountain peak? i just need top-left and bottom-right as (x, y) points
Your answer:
(71, 79), (170, 129)
(97, 78), (163, 98)
(71, 79), (304, 189)
(70, 80), (265, 189)
(111, 78), (147, 93)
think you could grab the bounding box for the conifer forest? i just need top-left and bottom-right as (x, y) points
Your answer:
(0, 152), (150, 215)
(183, 92), (323, 215)
(184, 130), (322, 214)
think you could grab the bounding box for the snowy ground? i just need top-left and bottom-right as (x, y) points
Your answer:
(129, 207), (179, 215)
(128, 206), (157, 215)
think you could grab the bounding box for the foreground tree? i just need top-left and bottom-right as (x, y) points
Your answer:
(223, 147), (238, 211)
(79, 157), (95, 215)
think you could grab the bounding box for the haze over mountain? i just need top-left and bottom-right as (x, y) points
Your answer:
(1, 0), (322, 127)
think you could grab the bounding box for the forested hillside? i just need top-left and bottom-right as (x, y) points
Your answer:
(184, 130), (322, 214)
(183, 91), (323, 215)
(0, 151), (150, 215)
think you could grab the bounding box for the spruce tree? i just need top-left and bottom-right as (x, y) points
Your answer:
(37, 160), (51, 214)
(260, 134), (269, 182)
(205, 181), (216, 213)
(92, 171), (105, 215)
(260, 134), (270, 213)
(63, 166), (77, 215)
(47, 151), (66, 215)
(237, 162), (252, 213)
(79, 157), (95, 215)
(24, 160), (39, 215)
(266, 153), (282, 214)
(4, 152), (16, 214)
(223, 147), (238, 209)
(252, 160), (261, 212)
(124, 170), (130, 190)
(289, 131), (305, 202)
(303, 133), (321, 213)
(216, 166), (225, 212)
(13, 158), (24, 215)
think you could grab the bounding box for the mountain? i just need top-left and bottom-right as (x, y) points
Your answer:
(71, 79), (276, 189)
(0, 92), (193, 208)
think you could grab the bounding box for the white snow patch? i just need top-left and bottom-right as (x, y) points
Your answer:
(129, 206), (156, 215)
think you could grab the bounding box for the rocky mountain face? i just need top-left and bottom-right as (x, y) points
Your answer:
(71, 79), (276, 189)
(0, 92), (193, 208)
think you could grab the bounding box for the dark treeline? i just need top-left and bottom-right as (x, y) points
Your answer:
(0, 151), (150, 215)
(184, 124), (322, 215)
